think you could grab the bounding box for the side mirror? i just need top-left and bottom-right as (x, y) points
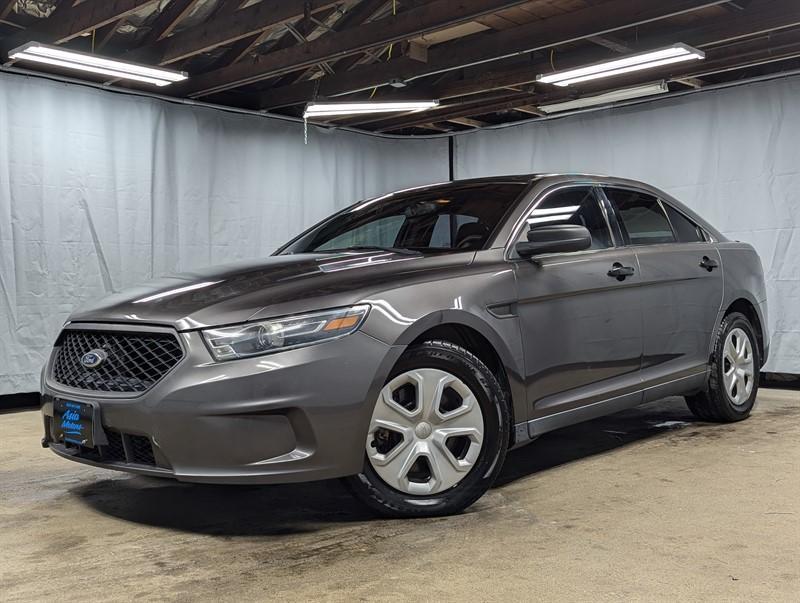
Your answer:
(515, 224), (592, 258)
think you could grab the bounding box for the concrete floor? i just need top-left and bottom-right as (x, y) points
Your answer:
(1, 390), (798, 602)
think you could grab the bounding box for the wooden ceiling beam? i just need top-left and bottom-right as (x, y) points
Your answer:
(214, 0), (250, 18)
(298, 0), (391, 77)
(128, 0), (341, 65)
(139, 0), (204, 46)
(180, 0), (534, 97)
(514, 105), (546, 116)
(258, 0), (729, 110)
(207, 1), (290, 69)
(447, 116), (488, 128)
(586, 35), (631, 53)
(373, 92), (539, 131)
(631, 0), (800, 49)
(418, 123), (452, 132)
(369, 32), (800, 131)
(0, 1), (17, 21)
(675, 77), (706, 88)
(93, 19), (125, 51)
(360, 0), (800, 105)
(2, 0), (157, 54)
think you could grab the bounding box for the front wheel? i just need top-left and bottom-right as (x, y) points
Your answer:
(686, 312), (760, 422)
(345, 340), (509, 517)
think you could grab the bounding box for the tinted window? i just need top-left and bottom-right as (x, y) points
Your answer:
(523, 187), (612, 249)
(663, 203), (705, 243)
(316, 216), (405, 251)
(605, 189), (675, 245)
(429, 214), (479, 248)
(282, 183), (525, 254)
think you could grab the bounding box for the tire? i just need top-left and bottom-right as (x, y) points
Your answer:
(686, 312), (760, 422)
(345, 340), (510, 518)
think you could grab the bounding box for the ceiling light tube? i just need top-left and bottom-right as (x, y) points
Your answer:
(304, 100), (439, 118)
(8, 42), (188, 86)
(538, 44), (704, 87)
(537, 81), (669, 114)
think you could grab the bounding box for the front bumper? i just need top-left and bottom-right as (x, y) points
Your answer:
(42, 325), (403, 484)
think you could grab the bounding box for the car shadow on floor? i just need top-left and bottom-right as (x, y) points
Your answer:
(70, 397), (711, 536)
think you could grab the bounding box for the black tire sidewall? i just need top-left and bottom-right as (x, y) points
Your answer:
(348, 341), (509, 517)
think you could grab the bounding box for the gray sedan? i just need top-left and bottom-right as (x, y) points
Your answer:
(41, 174), (768, 517)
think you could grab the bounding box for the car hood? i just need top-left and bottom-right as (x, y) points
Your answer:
(67, 251), (472, 331)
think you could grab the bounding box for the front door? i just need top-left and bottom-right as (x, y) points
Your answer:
(512, 186), (643, 433)
(601, 186), (724, 401)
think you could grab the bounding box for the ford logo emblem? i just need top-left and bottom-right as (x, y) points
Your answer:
(81, 349), (108, 369)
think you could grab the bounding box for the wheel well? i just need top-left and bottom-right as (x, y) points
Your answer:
(410, 324), (515, 444)
(725, 298), (764, 361)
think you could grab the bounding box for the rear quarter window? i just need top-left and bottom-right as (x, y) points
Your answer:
(663, 203), (706, 243)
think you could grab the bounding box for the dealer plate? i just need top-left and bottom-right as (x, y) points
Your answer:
(54, 399), (95, 448)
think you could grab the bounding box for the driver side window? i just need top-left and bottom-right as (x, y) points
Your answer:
(520, 187), (613, 250)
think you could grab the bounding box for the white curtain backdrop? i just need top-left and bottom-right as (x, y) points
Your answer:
(2, 70), (798, 393)
(0, 73), (448, 394)
(454, 75), (800, 374)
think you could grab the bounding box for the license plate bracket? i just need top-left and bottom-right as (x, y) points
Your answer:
(53, 399), (104, 448)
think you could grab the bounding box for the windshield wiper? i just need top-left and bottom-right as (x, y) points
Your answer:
(323, 245), (422, 256)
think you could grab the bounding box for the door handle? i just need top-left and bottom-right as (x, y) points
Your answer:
(699, 256), (719, 271)
(608, 262), (635, 281)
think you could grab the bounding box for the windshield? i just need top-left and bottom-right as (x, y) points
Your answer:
(279, 182), (526, 255)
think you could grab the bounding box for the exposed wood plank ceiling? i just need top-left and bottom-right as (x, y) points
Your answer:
(1, 0), (799, 134)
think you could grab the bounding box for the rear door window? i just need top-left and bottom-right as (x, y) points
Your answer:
(604, 188), (675, 245)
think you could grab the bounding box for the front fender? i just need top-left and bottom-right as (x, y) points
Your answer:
(361, 304), (527, 436)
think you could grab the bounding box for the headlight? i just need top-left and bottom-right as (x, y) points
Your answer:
(201, 305), (370, 361)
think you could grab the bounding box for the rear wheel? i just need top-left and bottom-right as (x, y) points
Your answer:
(686, 312), (760, 422)
(346, 340), (509, 517)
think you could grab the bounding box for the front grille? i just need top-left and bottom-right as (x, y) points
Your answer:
(129, 434), (156, 465)
(104, 430), (126, 462)
(66, 430), (158, 467)
(52, 329), (184, 393)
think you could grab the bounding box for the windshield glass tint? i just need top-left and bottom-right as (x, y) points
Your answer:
(281, 183), (526, 254)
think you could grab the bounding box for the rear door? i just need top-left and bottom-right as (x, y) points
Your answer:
(600, 186), (723, 400)
(511, 185), (643, 431)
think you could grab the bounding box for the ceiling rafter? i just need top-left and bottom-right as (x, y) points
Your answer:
(364, 0), (800, 107)
(256, 0), (730, 110)
(1, 0), (157, 54)
(229, 5), (347, 75)
(324, 0), (429, 76)
(0, 1), (17, 21)
(1, 0), (799, 133)
(139, 0), (204, 46)
(366, 29), (800, 131)
(179, 0), (535, 97)
(280, 0), (390, 85)
(128, 0), (341, 65)
(201, 1), (275, 69)
(93, 18), (125, 51)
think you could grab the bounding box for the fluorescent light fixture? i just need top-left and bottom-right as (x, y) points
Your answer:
(8, 42), (188, 87)
(538, 81), (669, 114)
(303, 100), (439, 118)
(537, 44), (704, 87)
